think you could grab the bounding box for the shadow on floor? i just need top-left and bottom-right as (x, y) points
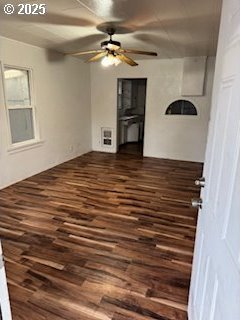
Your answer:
(118, 142), (143, 156)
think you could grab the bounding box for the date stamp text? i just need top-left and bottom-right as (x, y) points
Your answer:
(3, 3), (47, 15)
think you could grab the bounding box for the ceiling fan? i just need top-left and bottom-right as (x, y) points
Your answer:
(66, 27), (158, 67)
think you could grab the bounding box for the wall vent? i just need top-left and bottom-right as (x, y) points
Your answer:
(101, 128), (113, 147)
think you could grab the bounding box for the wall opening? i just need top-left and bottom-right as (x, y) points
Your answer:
(116, 78), (147, 156)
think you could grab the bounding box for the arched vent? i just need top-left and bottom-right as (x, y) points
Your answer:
(165, 100), (197, 115)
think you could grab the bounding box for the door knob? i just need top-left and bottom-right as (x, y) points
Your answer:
(192, 198), (203, 209)
(195, 177), (205, 187)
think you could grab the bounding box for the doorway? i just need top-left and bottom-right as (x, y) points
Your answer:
(117, 78), (147, 156)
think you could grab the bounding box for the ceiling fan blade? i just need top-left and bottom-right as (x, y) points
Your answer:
(57, 34), (106, 54)
(119, 49), (157, 56)
(117, 54), (138, 66)
(66, 49), (105, 56)
(86, 51), (108, 62)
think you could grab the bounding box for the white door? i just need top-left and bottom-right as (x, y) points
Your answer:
(188, 0), (240, 319)
(0, 242), (12, 320)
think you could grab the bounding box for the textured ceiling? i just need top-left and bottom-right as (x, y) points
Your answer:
(0, 0), (222, 59)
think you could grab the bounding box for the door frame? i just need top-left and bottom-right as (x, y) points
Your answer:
(116, 78), (148, 154)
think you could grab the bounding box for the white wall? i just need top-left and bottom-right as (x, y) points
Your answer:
(0, 37), (215, 190)
(90, 57), (215, 162)
(0, 36), (92, 189)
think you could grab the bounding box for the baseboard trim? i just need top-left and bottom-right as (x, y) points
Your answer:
(188, 294), (197, 320)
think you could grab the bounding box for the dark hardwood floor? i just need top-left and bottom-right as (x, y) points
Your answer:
(118, 142), (143, 156)
(0, 152), (202, 320)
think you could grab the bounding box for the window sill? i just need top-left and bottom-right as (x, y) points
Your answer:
(164, 115), (200, 120)
(8, 139), (44, 154)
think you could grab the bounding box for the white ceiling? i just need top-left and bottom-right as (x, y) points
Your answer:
(0, 0), (222, 59)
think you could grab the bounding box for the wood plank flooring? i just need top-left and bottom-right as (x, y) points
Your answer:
(118, 142), (143, 156)
(0, 152), (202, 320)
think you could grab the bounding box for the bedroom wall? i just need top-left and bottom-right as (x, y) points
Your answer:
(0, 36), (92, 189)
(90, 57), (215, 162)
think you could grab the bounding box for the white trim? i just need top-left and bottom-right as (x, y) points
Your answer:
(0, 61), (14, 147)
(163, 114), (200, 120)
(1, 62), (41, 148)
(7, 139), (44, 154)
(7, 105), (32, 110)
(0, 243), (12, 320)
(188, 293), (198, 320)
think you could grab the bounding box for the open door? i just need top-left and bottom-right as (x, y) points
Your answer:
(0, 242), (12, 320)
(188, 0), (240, 319)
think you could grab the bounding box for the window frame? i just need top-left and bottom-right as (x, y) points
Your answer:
(164, 99), (199, 118)
(1, 63), (42, 152)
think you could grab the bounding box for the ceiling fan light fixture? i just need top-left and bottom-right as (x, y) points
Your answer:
(101, 40), (121, 51)
(114, 58), (121, 66)
(101, 55), (112, 67)
(101, 54), (121, 67)
(66, 26), (157, 67)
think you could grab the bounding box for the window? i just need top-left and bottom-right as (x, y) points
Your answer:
(3, 66), (38, 146)
(165, 100), (197, 115)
